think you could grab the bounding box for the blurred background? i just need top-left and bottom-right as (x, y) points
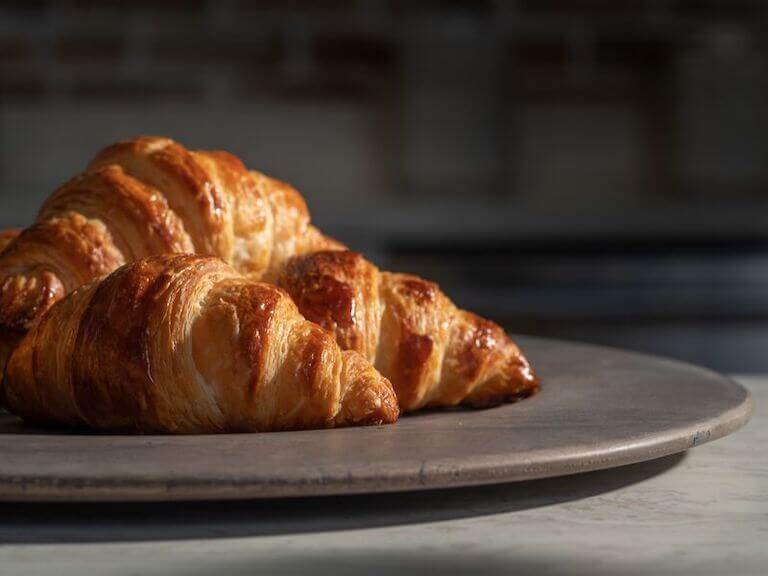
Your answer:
(0, 0), (766, 372)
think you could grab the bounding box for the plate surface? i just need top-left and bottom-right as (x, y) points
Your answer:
(0, 336), (752, 501)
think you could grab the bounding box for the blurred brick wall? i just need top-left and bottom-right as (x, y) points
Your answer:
(0, 0), (766, 234)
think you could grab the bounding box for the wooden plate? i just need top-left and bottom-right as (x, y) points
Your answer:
(0, 336), (752, 501)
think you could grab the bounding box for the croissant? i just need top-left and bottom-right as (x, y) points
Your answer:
(0, 137), (343, 380)
(278, 251), (538, 412)
(0, 135), (538, 415)
(2, 254), (398, 433)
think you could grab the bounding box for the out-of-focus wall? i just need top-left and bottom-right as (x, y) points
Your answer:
(1, 1), (765, 225)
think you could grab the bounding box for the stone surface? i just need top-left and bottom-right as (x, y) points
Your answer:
(0, 336), (752, 501)
(0, 377), (763, 575)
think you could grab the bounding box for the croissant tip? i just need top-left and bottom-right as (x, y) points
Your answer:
(335, 387), (400, 428)
(460, 355), (539, 409)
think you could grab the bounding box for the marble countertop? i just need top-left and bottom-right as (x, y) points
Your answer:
(0, 376), (764, 576)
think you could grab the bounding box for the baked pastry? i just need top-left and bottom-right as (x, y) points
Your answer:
(0, 135), (537, 416)
(278, 251), (537, 411)
(3, 254), (398, 433)
(0, 137), (343, 379)
(0, 229), (18, 254)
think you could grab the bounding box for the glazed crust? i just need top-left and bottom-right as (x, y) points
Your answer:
(0, 137), (342, 380)
(279, 251), (538, 411)
(3, 254), (398, 433)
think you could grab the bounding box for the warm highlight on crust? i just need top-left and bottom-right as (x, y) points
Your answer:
(0, 137), (343, 383)
(3, 254), (398, 433)
(279, 250), (538, 412)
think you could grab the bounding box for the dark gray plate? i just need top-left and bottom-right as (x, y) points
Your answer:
(0, 336), (752, 501)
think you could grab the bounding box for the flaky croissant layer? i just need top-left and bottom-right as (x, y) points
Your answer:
(0, 137), (343, 378)
(3, 254), (399, 433)
(279, 251), (538, 412)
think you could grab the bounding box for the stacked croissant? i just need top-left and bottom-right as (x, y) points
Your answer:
(0, 137), (537, 433)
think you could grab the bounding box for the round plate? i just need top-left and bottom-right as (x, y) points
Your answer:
(0, 336), (752, 501)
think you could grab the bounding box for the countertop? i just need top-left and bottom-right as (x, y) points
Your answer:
(0, 376), (764, 576)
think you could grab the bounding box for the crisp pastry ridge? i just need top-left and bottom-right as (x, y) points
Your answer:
(278, 251), (538, 412)
(2, 254), (398, 433)
(0, 137), (343, 382)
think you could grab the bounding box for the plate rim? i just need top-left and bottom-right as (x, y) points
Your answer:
(0, 336), (754, 502)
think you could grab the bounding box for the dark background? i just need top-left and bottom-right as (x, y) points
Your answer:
(0, 0), (766, 372)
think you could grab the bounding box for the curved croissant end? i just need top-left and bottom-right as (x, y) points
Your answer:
(279, 251), (538, 412)
(0, 137), (343, 382)
(3, 254), (398, 433)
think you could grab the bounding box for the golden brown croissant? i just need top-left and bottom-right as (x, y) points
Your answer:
(278, 251), (538, 412)
(3, 254), (398, 433)
(0, 136), (537, 416)
(0, 137), (343, 379)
